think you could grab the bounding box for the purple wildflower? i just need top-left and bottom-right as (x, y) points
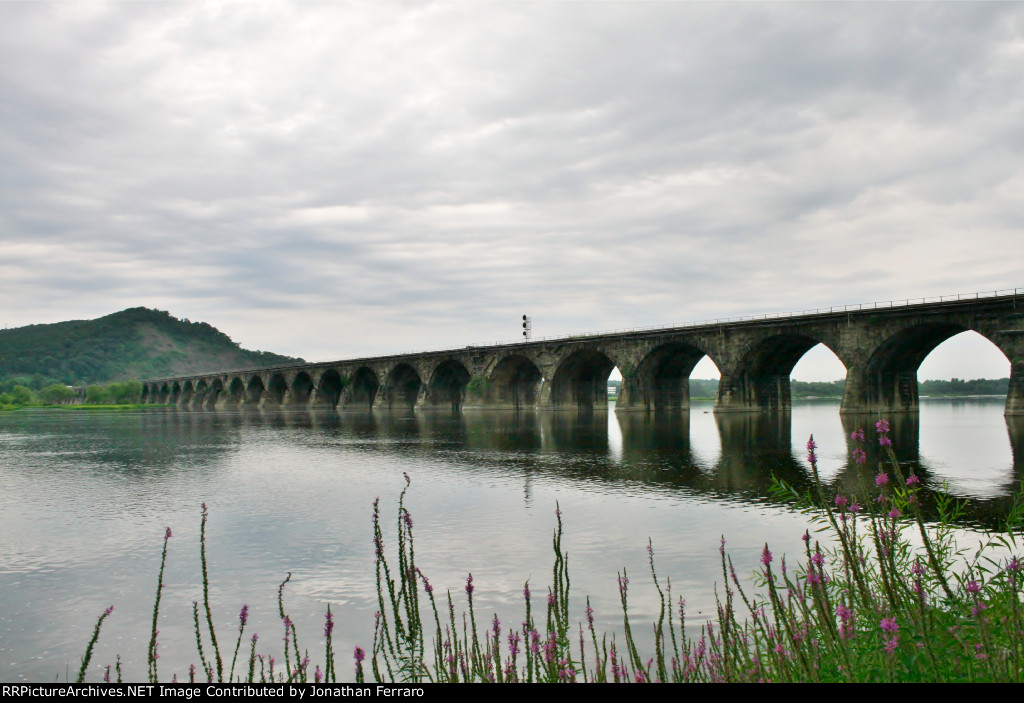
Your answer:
(836, 604), (855, 640)
(835, 494), (848, 509)
(507, 630), (521, 657)
(761, 545), (773, 568)
(851, 427), (865, 442)
(165, 527), (173, 541)
(354, 647), (365, 664)
(324, 610), (334, 638)
(966, 580), (981, 594)
(906, 474), (920, 486)
(544, 631), (557, 664)
(888, 508), (901, 519)
(875, 472), (889, 487)
(884, 636), (899, 654)
(239, 604), (249, 629)
(465, 573), (474, 597)
(852, 448), (867, 464)
(880, 617), (899, 633)
(875, 419), (890, 435)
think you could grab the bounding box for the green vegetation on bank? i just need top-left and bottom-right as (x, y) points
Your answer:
(0, 307), (301, 390)
(76, 424), (1024, 683)
(0, 380), (167, 411)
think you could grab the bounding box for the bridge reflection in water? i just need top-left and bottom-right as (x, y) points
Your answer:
(138, 401), (1024, 530)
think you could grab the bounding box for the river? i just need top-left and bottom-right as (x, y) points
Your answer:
(0, 398), (1020, 682)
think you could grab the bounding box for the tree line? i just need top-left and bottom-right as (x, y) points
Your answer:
(608, 377), (1009, 399)
(0, 380), (145, 409)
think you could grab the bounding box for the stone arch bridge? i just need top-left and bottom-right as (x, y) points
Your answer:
(141, 291), (1024, 416)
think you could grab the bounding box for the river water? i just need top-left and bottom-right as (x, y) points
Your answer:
(1, 398), (1020, 682)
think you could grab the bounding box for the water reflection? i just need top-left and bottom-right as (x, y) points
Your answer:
(1007, 415), (1024, 472)
(175, 400), (1024, 529)
(1, 399), (1022, 682)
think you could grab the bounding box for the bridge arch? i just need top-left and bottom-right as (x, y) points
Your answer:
(345, 367), (379, 410)
(204, 379), (224, 408)
(487, 354), (543, 409)
(156, 383), (170, 404)
(193, 380), (210, 409)
(265, 373), (287, 406)
(226, 377), (245, 406)
(620, 341), (718, 411)
(245, 376), (265, 406)
(427, 359), (471, 411)
(315, 369), (345, 408)
(385, 364), (422, 410)
(289, 371), (314, 406)
(170, 381), (183, 405)
(179, 380), (195, 407)
(842, 323), (1011, 414)
(550, 348), (618, 410)
(717, 333), (844, 412)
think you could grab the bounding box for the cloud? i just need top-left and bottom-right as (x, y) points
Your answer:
(0, 1), (1020, 378)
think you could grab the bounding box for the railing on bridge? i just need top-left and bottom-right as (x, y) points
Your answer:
(396, 287), (1024, 355)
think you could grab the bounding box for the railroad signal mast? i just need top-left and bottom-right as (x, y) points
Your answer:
(522, 315), (532, 341)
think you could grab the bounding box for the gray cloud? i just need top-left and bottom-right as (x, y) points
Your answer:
(0, 1), (1020, 379)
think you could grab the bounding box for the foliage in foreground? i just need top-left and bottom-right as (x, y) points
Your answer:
(78, 421), (1024, 683)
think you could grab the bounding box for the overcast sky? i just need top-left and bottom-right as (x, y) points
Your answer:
(1, 1), (1020, 380)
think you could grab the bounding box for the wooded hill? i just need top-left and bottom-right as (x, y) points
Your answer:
(0, 307), (301, 389)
